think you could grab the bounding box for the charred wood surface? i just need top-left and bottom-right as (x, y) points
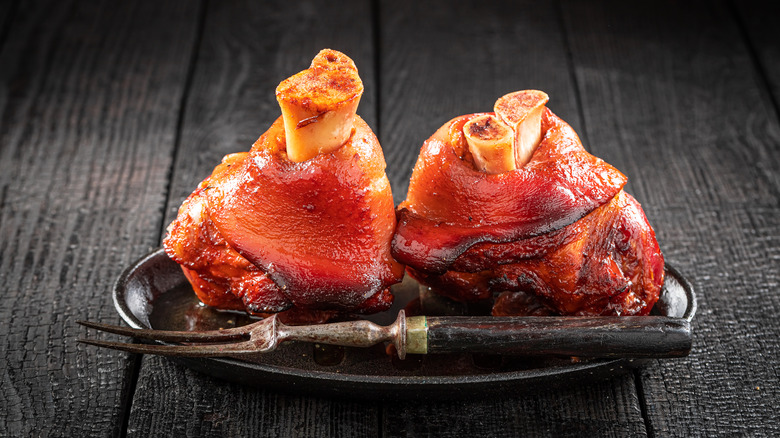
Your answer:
(0, 0), (778, 436)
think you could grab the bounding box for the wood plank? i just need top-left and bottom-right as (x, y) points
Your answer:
(560, 0), (780, 435)
(127, 1), (381, 436)
(0, 1), (19, 50)
(734, 0), (780, 115)
(379, 1), (647, 435)
(0, 0), (199, 436)
(128, 358), (377, 437)
(383, 377), (646, 438)
(561, 0), (779, 208)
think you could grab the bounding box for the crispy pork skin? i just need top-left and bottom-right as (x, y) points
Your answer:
(393, 105), (663, 316)
(206, 115), (403, 312)
(164, 50), (403, 316)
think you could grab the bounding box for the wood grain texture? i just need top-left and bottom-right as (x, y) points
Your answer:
(734, 0), (780, 119)
(128, 357), (377, 438)
(383, 377), (646, 438)
(127, 1), (381, 436)
(2, 0), (779, 435)
(0, 0), (199, 436)
(560, 0), (780, 435)
(379, 1), (648, 435)
(0, 1), (18, 50)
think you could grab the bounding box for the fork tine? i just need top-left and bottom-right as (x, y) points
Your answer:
(78, 338), (267, 357)
(77, 320), (251, 343)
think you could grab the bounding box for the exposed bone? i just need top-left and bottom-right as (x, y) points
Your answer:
(463, 115), (516, 174)
(275, 49), (364, 162)
(493, 90), (549, 167)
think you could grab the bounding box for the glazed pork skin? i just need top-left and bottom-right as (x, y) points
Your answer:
(164, 115), (402, 315)
(164, 153), (291, 314)
(164, 49), (403, 316)
(393, 108), (663, 316)
(206, 115), (402, 311)
(410, 190), (664, 316)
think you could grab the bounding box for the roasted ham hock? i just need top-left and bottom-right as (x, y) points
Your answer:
(392, 91), (664, 316)
(164, 50), (403, 318)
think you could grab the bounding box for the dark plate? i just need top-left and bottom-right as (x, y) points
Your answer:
(113, 248), (696, 399)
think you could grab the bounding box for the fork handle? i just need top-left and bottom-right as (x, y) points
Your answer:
(408, 315), (691, 358)
(277, 316), (404, 351)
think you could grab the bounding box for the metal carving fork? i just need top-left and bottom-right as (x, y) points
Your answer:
(78, 310), (692, 360)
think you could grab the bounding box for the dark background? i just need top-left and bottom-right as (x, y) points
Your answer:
(1, 0), (778, 436)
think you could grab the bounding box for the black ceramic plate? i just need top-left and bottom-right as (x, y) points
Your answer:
(113, 248), (696, 399)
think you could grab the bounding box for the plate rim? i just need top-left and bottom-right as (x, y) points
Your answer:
(112, 248), (696, 398)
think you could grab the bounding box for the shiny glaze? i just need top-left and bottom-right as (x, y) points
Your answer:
(164, 153), (289, 313)
(394, 109), (663, 316)
(165, 115), (403, 315)
(393, 109), (627, 274)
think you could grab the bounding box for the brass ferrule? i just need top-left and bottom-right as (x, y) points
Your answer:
(405, 316), (428, 355)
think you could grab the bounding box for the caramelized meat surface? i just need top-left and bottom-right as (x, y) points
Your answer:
(394, 109), (663, 316)
(207, 116), (403, 311)
(165, 116), (403, 315)
(165, 153), (291, 314)
(164, 50), (403, 317)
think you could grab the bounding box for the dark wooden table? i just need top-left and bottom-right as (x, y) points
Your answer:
(2, 0), (779, 436)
